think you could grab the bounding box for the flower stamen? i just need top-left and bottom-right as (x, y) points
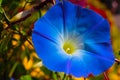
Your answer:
(63, 41), (77, 54)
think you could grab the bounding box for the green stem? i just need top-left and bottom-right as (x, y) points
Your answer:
(55, 72), (61, 80)
(2, 8), (10, 22)
(38, 10), (42, 18)
(9, 62), (18, 78)
(62, 74), (66, 80)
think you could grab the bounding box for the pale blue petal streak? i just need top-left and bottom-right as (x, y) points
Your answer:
(32, 33), (69, 72)
(43, 3), (64, 36)
(34, 18), (61, 44)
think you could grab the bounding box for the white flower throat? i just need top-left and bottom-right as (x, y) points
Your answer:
(61, 31), (84, 55)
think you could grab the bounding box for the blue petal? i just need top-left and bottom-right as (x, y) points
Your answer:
(57, 1), (109, 43)
(55, 0), (60, 3)
(32, 1), (73, 72)
(68, 52), (89, 77)
(34, 18), (62, 44)
(69, 50), (114, 77)
(32, 1), (115, 77)
(84, 41), (115, 59)
(32, 33), (70, 72)
(34, 1), (111, 44)
(60, 1), (111, 43)
(41, 2), (64, 36)
(74, 7), (110, 43)
(83, 19), (111, 43)
(59, 1), (79, 35)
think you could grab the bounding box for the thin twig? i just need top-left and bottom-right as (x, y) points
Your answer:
(5, 0), (55, 30)
(103, 72), (110, 80)
(26, 38), (34, 47)
(33, 0), (55, 11)
(2, 8), (10, 22)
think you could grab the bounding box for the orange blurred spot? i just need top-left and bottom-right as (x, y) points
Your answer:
(24, 41), (33, 50)
(23, 56), (33, 70)
(31, 52), (39, 58)
(30, 67), (45, 78)
(74, 77), (89, 80)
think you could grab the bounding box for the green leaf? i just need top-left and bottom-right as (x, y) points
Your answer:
(0, 0), (2, 13)
(0, 31), (12, 53)
(20, 75), (32, 80)
(0, 0), (2, 6)
(0, 7), (3, 13)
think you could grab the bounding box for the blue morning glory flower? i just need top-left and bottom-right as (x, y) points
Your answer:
(32, 1), (115, 77)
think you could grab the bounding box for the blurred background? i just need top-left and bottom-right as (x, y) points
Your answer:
(0, 0), (120, 80)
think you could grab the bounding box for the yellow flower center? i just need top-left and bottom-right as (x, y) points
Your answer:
(63, 41), (77, 54)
